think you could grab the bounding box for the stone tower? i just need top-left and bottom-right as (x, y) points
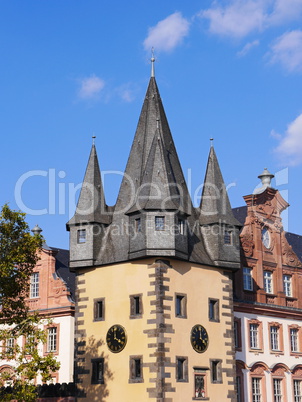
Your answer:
(67, 64), (241, 401)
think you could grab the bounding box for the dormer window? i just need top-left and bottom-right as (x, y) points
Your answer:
(224, 230), (232, 245)
(155, 216), (165, 231)
(78, 229), (86, 243)
(135, 218), (142, 233)
(178, 219), (185, 235)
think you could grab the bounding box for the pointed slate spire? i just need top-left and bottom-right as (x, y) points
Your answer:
(200, 145), (241, 226)
(116, 76), (192, 216)
(67, 144), (111, 227)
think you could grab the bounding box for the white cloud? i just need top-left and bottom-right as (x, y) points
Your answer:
(268, 30), (302, 72)
(200, 0), (267, 39)
(200, 0), (302, 39)
(143, 12), (190, 53)
(116, 83), (139, 103)
(274, 113), (302, 165)
(237, 40), (260, 57)
(268, 0), (302, 25)
(78, 75), (105, 99)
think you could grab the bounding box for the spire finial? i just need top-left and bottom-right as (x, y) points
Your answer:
(151, 47), (155, 78)
(210, 138), (214, 147)
(92, 135), (96, 146)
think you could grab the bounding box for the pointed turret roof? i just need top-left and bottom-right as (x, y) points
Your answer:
(116, 76), (192, 216)
(200, 146), (241, 226)
(67, 144), (111, 227)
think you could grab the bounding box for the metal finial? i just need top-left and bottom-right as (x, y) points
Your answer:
(92, 135), (96, 145)
(210, 138), (214, 147)
(258, 167), (274, 188)
(31, 224), (42, 235)
(151, 47), (155, 78)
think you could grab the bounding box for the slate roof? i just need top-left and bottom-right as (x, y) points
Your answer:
(67, 144), (111, 226)
(68, 74), (241, 270)
(52, 247), (76, 302)
(200, 147), (242, 227)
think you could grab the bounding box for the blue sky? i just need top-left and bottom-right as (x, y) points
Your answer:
(1, 0), (302, 249)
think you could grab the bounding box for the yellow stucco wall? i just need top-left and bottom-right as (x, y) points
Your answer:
(76, 258), (235, 401)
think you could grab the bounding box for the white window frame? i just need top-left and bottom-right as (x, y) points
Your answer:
(283, 274), (292, 297)
(270, 326), (279, 351)
(47, 327), (57, 353)
(273, 378), (282, 402)
(250, 324), (259, 349)
(243, 267), (253, 291)
(264, 271), (273, 294)
(294, 379), (302, 402)
(290, 328), (299, 353)
(252, 377), (261, 402)
(30, 272), (39, 298)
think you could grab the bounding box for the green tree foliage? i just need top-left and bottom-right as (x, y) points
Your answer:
(0, 205), (60, 401)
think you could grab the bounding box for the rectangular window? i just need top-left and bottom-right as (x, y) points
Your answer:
(47, 327), (57, 352)
(290, 328), (299, 352)
(94, 298), (105, 321)
(224, 230), (232, 245)
(273, 378), (282, 402)
(130, 294), (142, 318)
(250, 324), (259, 349)
(135, 218), (141, 233)
(252, 377), (261, 402)
(30, 272), (39, 298)
(270, 326), (279, 351)
(209, 298), (219, 322)
(294, 380), (302, 402)
(176, 356), (188, 382)
(210, 359), (222, 383)
(91, 358), (104, 384)
(194, 372), (206, 399)
(283, 274), (292, 297)
(77, 229), (86, 243)
(264, 271), (273, 294)
(178, 219), (184, 235)
(175, 294), (187, 318)
(236, 376), (242, 402)
(155, 216), (165, 231)
(6, 338), (14, 356)
(234, 319), (242, 349)
(129, 356), (143, 383)
(243, 267), (253, 291)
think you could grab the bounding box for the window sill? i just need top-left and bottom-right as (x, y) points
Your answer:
(129, 378), (144, 383)
(130, 315), (142, 319)
(249, 348), (263, 354)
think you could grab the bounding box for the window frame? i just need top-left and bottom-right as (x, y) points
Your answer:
(224, 229), (233, 245)
(248, 319), (263, 352)
(77, 228), (86, 244)
(176, 356), (188, 382)
(210, 359), (222, 384)
(130, 294), (143, 319)
(47, 327), (57, 353)
(208, 298), (219, 322)
(264, 271), (273, 294)
(91, 358), (104, 384)
(129, 355), (143, 383)
(283, 274), (292, 297)
(94, 298), (105, 321)
(155, 216), (165, 231)
(175, 293), (187, 319)
(294, 379), (302, 402)
(243, 267), (253, 291)
(30, 272), (39, 298)
(268, 322), (284, 354)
